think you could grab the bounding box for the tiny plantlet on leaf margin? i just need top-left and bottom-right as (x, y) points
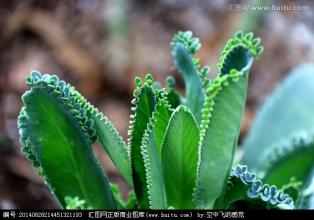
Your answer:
(19, 30), (313, 210)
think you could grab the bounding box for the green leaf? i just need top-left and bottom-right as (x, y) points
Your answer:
(262, 131), (314, 188)
(64, 196), (92, 210)
(280, 178), (302, 204)
(44, 74), (132, 187)
(298, 169), (314, 209)
(171, 31), (201, 55)
(165, 76), (181, 109)
(217, 31), (263, 74)
(161, 106), (199, 209)
(18, 72), (116, 209)
(128, 74), (156, 208)
(194, 32), (262, 209)
(110, 183), (137, 209)
(221, 164), (295, 209)
(124, 191), (137, 209)
(171, 43), (205, 124)
(194, 72), (249, 209)
(90, 113), (132, 186)
(242, 64), (314, 170)
(220, 45), (253, 75)
(165, 90), (181, 109)
(141, 92), (172, 209)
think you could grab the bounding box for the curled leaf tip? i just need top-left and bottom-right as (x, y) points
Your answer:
(23, 71), (98, 144)
(171, 31), (201, 55)
(218, 31), (263, 75)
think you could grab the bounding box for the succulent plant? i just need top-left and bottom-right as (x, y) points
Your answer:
(18, 30), (309, 210)
(242, 63), (314, 209)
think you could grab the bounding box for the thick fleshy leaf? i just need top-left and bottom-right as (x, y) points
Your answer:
(221, 164), (294, 209)
(128, 75), (156, 208)
(161, 106), (199, 209)
(43, 75), (133, 187)
(171, 31), (201, 55)
(172, 43), (205, 124)
(28, 72), (133, 188)
(220, 46), (253, 75)
(217, 31), (263, 74)
(242, 64), (314, 170)
(262, 131), (314, 188)
(165, 90), (181, 109)
(194, 31), (262, 209)
(18, 75), (115, 209)
(194, 73), (249, 209)
(90, 113), (132, 186)
(141, 96), (172, 209)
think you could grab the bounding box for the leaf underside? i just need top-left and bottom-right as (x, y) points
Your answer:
(220, 45), (253, 75)
(242, 64), (314, 170)
(262, 131), (314, 188)
(172, 43), (205, 124)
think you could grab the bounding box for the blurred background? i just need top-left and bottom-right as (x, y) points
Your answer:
(0, 0), (313, 209)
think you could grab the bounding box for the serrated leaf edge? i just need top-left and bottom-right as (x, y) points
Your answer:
(217, 31), (263, 73)
(140, 90), (172, 209)
(227, 164), (295, 209)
